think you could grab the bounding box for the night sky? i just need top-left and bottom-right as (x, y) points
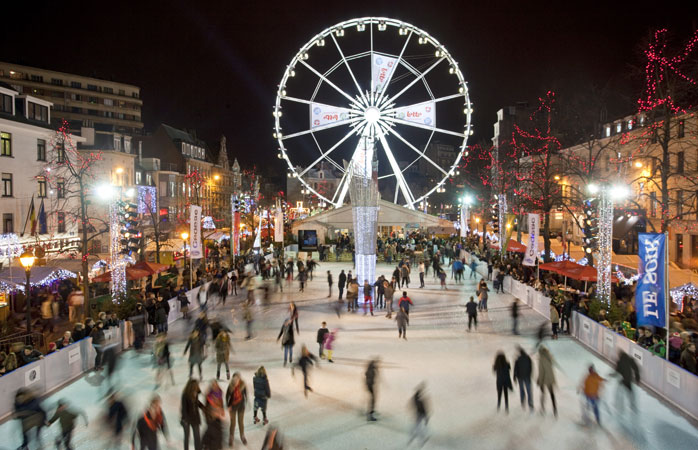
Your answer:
(2, 0), (697, 170)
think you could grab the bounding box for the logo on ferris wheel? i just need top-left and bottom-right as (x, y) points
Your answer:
(313, 107), (321, 115)
(424, 117), (432, 125)
(375, 57), (383, 65)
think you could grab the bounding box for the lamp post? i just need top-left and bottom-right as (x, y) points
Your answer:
(588, 183), (628, 304)
(181, 231), (191, 290)
(20, 250), (36, 333)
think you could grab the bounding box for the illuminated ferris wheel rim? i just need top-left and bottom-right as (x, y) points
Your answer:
(273, 17), (473, 209)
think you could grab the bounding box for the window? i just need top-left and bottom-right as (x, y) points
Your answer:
(118, 89), (125, 96)
(1, 132), (11, 156)
(616, 123), (622, 133)
(57, 212), (66, 233)
(30, 74), (43, 82)
(70, 93), (81, 101)
(51, 78), (63, 86)
(88, 96), (97, 104)
(146, 173), (153, 186)
(678, 120), (685, 139)
(70, 81), (81, 89)
(678, 151), (685, 174)
(605, 126), (611, 137)
(135, 171), (142, 185)
(2, 173), (12, 197)
(57, 179), (65, 198)
(103, 87), (113, 94)
(169, 181), (176, 197)
(37, 139), (46, 161)
(0, 94), (12, 113)
(2, 213), (13, 234)
(38, 178), (47, 198)
(627, 119), (633, 130)
(28, 102), (48, 122)
(104, 98), (114, 106)
(87, 109), (98, 116)
(87, 84), (98, 91)
(57, 142), (66, 163)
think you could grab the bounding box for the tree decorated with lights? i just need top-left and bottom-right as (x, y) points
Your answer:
(41, 122), (105, 311)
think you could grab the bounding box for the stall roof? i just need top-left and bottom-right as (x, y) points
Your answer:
(0, 266), (76, 288)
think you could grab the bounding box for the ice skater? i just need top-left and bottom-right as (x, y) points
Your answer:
(180, 379), (203, 450)
(613, 350), (640, 412)
(513, 346), (534, 411)
(580, 365), (605, 426)
(365, 358), (380, 421)
(294, 345), (319, 398)
(277, 318), (295, 366)
(537, 346), (558, 417)
(408, 383), (430, 448)
(131, 395), (170, 450)
(465, 296), (478, 332)
(153, 333), (174, 389)
(363, 280), (374, 316)
(327, 270), (333, 298)
(253, 366), (271, 425)
(511, 300), (519, 335)
(226, 372), (248, 446)
(215, 331), (232, 380)
(324, 329), (337, 362)
(184, 330), (205, 379)
(397, 307), (409, 340)
(316, 322), (329, 359)
(493, 352), (513, 412)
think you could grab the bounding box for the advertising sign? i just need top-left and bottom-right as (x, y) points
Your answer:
(274, 206), (284, 243)
(394, 101), (436, 126)
(523, 213), (539, 266)
(635, 233), (666, 328)
(372, 54), (397, 93)
(310, 102), (353, 129)
(189, 205), (203, 259)
(137, 186), (157, 214)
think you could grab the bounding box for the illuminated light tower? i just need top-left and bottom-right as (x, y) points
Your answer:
(588, 183), (628, 304)
(459, 194), (474, 237)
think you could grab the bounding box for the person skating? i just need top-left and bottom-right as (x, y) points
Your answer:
(493, 352), (513, 412)
(537, 346), (558, 417)
(181, 378), (204, 450)
(297, 267), (307, 292)
(337, 270), (346, 300)
(365, 358), (380, 421)
(90, 320), (106, 371)
(511, 301), (520, 335)
(327, 270), (333, 298)
(225, 372), (248, 446)
(374, 275), (385, 309)
(323, 329), (337, 363)
(294, 345), (319, 398)
(550, 304), (560, 339)
(397, 307), (409, 340)
(153, 333), (174, 389)
(276, 318), (295, 366)
(477, 279), (489, 311)
(202, 381), (225, 450)
(408, 383), (430, 447)
(288, 302), (300, 334)
(613, 350), (640, 412)
(398, 292), (413, 317)
(106, 392), (129, 448)
(14, 388), (46, 450)
(465, 296), (478, 332)
(184, 330), (205, 379)
(580, 365), (605, 426)
(363, 280), (374, 316)
(214, 331), (232, 380)
(401, 263), (410, 288)
(131, 395), (169, 450)
(384, 280), (395, 319)
(243, 299), (254, 340)
(513, 346), (534, 411)
(253, 366), (271, 425)
(316, 322), (329, 359)
(418, 261), (425, 288)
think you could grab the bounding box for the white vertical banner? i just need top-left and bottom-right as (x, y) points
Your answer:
(523, 213), (539, 266)
(253, 215), (262, 248)
(274, 203), (284, 243)
(460, 204), (468, 237)
(189, 205), (203, 259)
(372, 54), (397, 93)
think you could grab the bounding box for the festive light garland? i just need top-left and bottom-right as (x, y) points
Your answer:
(109, 201), (127, 302)
(0, 269), (77, 293)
(669, 283), (698, 309)
(0, 233), (21, 258)
(597, 187), (614, 303)
(615, 265), (641, 286)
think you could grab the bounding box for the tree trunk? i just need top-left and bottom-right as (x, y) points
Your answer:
(79, 185), (90, 319)
(543, 212), (552, 262)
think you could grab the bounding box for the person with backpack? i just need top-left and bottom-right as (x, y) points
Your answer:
(398, 292), (413, 316)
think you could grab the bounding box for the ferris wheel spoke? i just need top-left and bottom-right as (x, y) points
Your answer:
(281, 117), (361, 140)
(333, 168), (352, 206)
(383, 125), (448, 176)
(377, 132), (415, 209)
(298, 60), (361, 108)
(299, 128), (358, 178)
(380, 57), (445, 107)
(375, 31), (413, 106)
(382, 94), (463, 114)
(382, 116), (465, 138)
(330, 34), (369, 106)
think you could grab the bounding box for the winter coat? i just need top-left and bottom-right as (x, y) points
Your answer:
(155, 304), (168, 324)
(615, 352), (641, 388)
(253, 374), (271, 400)
(316, 327), (329, 344)
(338, 273), (347, 289)
(477, 284), (489, 301)
(277, 321), (295, 346)
(583, 372), (604, 399)
(215, 334), (231, 363)
(493, 360), (513, 389)
(184, 336), (205, 364)
(323, 332), (335, 350)
(90, 327), (105, 346)
(181, 390), (203, 425)
(72, 325), (86, 342)
(549, 305), (560, 324)
(384, 285), (394, 301)
(398, 296), (413, 312)
(225, 381), (248, 411)
(680, 348), (697, 374)
(513, 352), (532, 382)
(465, 300), (478, 316)
(396, 309), (408, 329)
(537, 351), (556, 388)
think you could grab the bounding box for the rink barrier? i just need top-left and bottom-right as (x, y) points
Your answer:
(464, 250), (698, 420)
(572, 312), (698, 421)
(0, 276), (224, 422)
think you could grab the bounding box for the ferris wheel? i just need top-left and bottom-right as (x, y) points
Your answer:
(274, 17), (473, 210)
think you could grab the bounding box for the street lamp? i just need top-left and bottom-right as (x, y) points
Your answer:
(20, 250), (35, 333)
(181, 231), (191, 289)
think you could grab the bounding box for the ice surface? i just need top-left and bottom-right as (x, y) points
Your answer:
(1, 262), (696, 449)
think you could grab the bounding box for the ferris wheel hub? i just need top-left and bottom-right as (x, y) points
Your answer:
(364, 106), (380, 123)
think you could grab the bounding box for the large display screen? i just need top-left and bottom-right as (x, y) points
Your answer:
(298, 230), (318, 251)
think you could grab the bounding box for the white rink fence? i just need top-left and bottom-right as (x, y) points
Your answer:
(465, 250), (698, 421)
(0, 278), (216, 421)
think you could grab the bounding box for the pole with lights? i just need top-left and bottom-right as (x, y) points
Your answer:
(181, 231), (191, 290)
(459, 194), (474, 238)
(588, 183), (628, 304)
(20, 250), (36, 333)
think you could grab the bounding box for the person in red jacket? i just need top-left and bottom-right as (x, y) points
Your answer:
(398, 292), (413, 316)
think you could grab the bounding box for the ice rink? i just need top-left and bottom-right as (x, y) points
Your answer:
(1, 261), (697, 450)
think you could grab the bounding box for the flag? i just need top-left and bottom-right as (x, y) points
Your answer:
(38, 198), (47, 234)
(253, 215), (262, 248)
(523, 213), (539, 266)
(274, 201), (284, 243)
(635, 233), (667, 328)
(28, 196), (37, 236)
(189, 205), (203, 259)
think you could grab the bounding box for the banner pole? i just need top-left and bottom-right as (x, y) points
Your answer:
(665, 231), (669, 361)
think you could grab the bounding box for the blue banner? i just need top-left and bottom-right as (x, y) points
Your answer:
(635, 233), (666, 328)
